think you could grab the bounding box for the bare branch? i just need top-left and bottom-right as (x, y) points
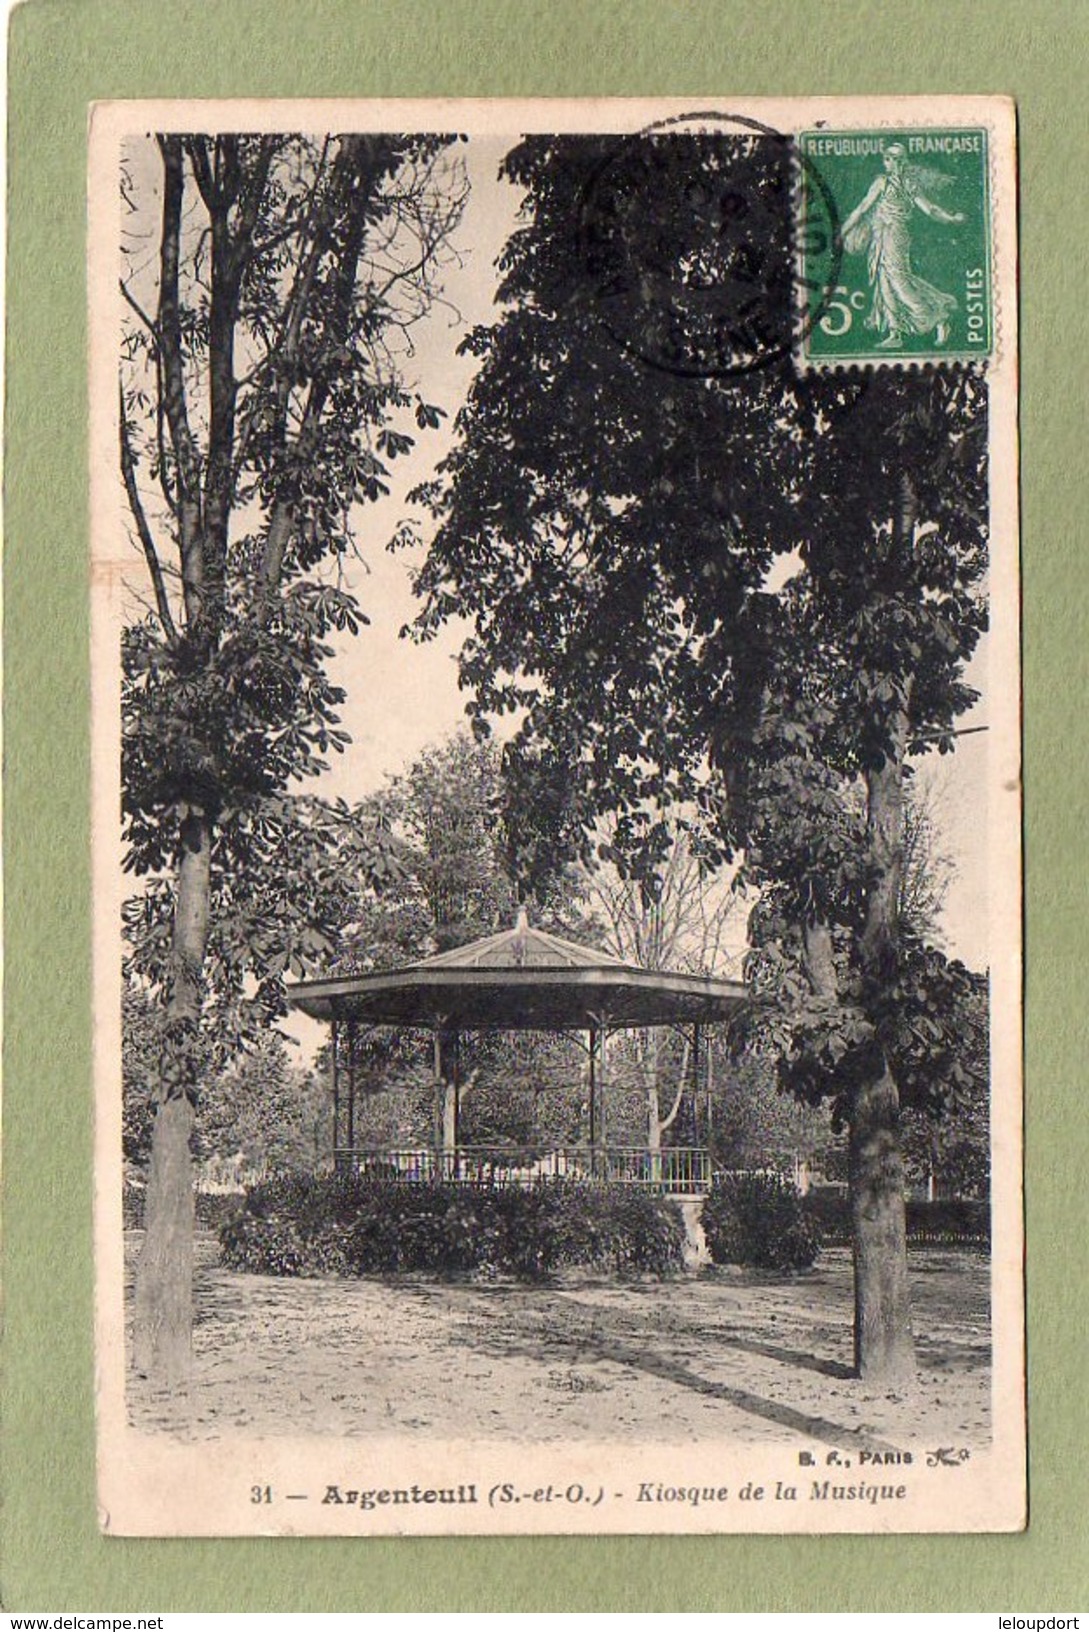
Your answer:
(658, 1041), (690, 1133)
(156, 135), (204, 620)
(119, 277), (158, 338)
(257, 137), (383, 612)
(120, 387), (178, 642)
(185, 137), (217, 211)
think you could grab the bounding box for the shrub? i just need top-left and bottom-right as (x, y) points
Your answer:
(196, 1191), (245, 1232)
(218, 1174), (685, 1282)
(591, 1185), (687, 1276)
(494, 1183), (685, 1279)
(703, 1171), (822, 1272)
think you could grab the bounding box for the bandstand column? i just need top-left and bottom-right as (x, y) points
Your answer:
(691, 1021), (703, 1192)
(331, 1015), (341, 1171)
(441, 1029), (460, 1167)
(587, 1011), (609, 1175)
(587, 1025), (597, 1150)
(432, 1022), (443, 1175)
(452, 1031), (461, 1156)
(432, 1017), (457, 1180)
(599, 1026), (608, 1151)
(345, 1018), (358, 1164)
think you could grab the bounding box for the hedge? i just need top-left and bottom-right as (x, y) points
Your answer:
(124, 1183), (244, 1233)
(217, 1173), (686, 1282)
(803, 1188), (990, 1248)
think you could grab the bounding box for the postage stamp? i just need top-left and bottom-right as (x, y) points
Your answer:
(800, 127), (993, 364)
(90, 97), (1022, 1538)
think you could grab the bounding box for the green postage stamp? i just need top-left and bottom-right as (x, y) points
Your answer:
(801, 127), (993, 363)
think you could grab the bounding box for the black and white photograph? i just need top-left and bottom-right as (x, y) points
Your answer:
(90, 97), (1022, 1536)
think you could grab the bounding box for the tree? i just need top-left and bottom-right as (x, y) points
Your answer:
(120, 133), (466, 1383)
(334, 731), (519, 970)
(331, 730), (599, 972)
(410, 132), (989, 1381)
(197, 1033), (323, 1178)
(897, 969), (989, 1199)
(708, 1047), (834, 1177)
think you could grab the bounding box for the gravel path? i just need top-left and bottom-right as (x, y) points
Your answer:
(127, 1239), (991, 1448)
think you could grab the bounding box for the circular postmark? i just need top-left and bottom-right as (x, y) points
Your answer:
(576, 111), (842, 379)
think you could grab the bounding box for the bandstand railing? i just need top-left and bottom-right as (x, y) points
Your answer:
(333, 1144), (711, 1195)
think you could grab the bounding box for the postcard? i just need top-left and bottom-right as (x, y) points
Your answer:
(90, 96), (1022, 1536)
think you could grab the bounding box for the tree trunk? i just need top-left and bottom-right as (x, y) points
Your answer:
(851, 702), (916, 1385)
(849, 1050), (915, 1383)
(643, 1031), (689, 1188)
(646, 1090), (662, 1152)
(646, 1039), (663, 1185)
(442, 1080), (457, 1159)
(800, 645), (917, 1385)
(132, 1093), (195, 1384)
(644, 1030), (662, 1151)
(133, 807), (211, 1387)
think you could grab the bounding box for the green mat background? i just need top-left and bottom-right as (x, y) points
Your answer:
(5, 0), (1084, 1610)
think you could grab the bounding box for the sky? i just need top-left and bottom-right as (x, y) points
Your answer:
(121, 130), (994, 980)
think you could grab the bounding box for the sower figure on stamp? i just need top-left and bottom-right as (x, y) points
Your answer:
(841, 142), (965, 348)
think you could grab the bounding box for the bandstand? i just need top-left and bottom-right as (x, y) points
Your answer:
(290, 910), (746, 1198)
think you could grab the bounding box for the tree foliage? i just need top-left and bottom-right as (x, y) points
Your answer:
(708, 1047), (834, 1175)
(413, 133), (985, 866)
(330, 730), (597, 971)
(197, 1034), (328, 1176)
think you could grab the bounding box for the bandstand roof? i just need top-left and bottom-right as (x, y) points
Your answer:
(289, 911), (747, 1032)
